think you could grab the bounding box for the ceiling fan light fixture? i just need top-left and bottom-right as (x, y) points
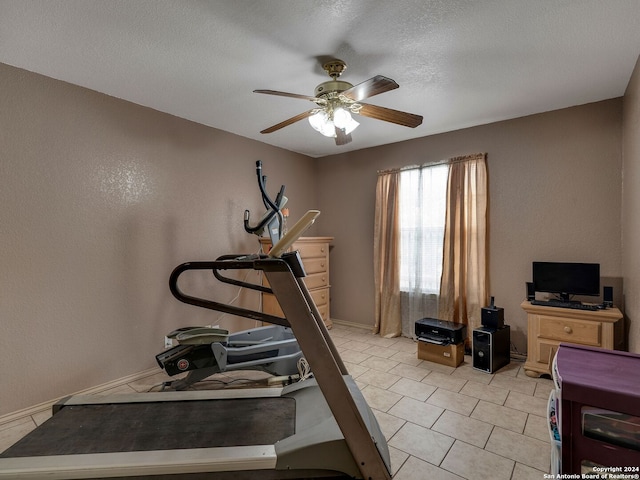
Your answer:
(342, 116), (360, 135)
(308, 111), (336, 137)
(309, 105), (360, 138)
(332, 107), (351, 129)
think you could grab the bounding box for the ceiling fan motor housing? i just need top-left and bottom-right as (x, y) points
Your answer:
(314, 80), (353, 97)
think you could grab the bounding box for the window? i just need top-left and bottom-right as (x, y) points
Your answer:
(399, 164), (448, 294)
(374, 153), (487, 338)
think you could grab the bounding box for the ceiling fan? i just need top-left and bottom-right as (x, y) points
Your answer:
(254, 59), (423, 146)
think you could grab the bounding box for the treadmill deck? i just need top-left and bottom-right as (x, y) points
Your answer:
(2, 397), (295, 457)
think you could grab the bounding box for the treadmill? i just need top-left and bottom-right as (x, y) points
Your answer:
(154, 159), (304, 391)
(0, 210), (392, 480)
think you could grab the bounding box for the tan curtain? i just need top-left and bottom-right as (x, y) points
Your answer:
(438, 153), (488, 345)
(373, 170), (402, 337)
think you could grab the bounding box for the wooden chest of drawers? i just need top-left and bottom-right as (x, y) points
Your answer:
(260, 236), (333, 328)
(521, 301), (624, 377)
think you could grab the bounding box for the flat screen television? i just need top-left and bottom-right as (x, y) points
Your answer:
(532, 262), (600, 302)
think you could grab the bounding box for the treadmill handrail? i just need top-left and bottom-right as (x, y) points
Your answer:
(169, 259), (290, 327)
(212, 254), (274, 293)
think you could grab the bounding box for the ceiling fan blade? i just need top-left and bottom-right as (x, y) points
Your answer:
(334, 127), (352, 146)
(260, 110), (315, 134)
(356, 103), (423, 128)
(340, 75), (399, 102)
(254, 89), (319, 102)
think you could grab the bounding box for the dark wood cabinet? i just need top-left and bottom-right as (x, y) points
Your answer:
(555, 344), (640, 474)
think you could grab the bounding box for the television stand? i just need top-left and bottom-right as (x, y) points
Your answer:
(520, 301), (624, 377)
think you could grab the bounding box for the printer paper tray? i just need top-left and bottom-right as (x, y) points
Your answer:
(417, 336), (450, 346)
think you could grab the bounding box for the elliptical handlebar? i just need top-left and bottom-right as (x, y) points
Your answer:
(169, 257), (290, 327)
(243, 160), (286, 238)
(256, 160), (279, 214)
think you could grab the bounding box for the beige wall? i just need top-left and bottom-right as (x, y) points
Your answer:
(317, 99), (624, 353)
(622, 55), (640, 353)
(3, 56), (637, 416)
(0, 63), (318, 416)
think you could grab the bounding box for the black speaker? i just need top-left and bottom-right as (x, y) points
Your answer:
(473, 325), (510, 373)
(481, 306), (504, 329)
(603, 286), (613, 308)
(526, 282), (535, 301)
(481, 296), (504, 329)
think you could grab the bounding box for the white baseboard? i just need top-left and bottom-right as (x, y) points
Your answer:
(0, 367), (160, 427)
(331, 318), (374, 330)
(1, 322), (374, 427)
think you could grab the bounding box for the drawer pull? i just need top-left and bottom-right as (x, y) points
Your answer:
(564, 326), (573, 334)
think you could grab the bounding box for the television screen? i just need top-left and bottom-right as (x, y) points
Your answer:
(532, 262), (600, 301)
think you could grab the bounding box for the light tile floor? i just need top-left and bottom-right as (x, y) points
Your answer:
(0, 323), (554, 479)
(331, 325), (553, 480)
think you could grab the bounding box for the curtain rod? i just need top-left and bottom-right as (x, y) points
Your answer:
(377, 152), (486, 176)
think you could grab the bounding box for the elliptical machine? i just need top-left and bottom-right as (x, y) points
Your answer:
(243, 159), (288, 245)
(155, 161), (303, 390)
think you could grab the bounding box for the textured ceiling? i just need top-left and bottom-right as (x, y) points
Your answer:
(1, 1), (639, 158)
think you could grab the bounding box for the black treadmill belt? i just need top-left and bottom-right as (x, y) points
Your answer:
(2, 397), (295, 457)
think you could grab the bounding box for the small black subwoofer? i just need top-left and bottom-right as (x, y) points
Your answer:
(473, 326), (510, 373)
